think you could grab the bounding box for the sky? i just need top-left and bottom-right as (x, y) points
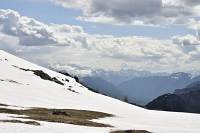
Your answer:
(0, 0), (200, 75)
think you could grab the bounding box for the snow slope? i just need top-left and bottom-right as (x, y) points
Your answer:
(0, 50), (200, 133)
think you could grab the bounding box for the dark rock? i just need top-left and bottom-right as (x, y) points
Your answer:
(14, 66), (64, 85)
(74, 76), (79, 83)
(52, 111), (71, 116)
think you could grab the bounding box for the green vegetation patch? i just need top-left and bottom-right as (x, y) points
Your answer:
(0, 107), (113, 127)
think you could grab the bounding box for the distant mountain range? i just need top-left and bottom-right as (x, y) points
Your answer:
(54, 66), (200, 107)
(79, 76), (125, 100)
(118, 72), (192, 105)
(79, 72), (194, 105)
(146, 81), (200, 113)
(85, 69), (168, 86)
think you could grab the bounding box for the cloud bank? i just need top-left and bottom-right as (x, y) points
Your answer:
(51, 0), (200, 25)
(0, 9), (200, 74)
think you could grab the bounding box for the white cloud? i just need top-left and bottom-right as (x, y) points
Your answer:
(1, 9), (200, 73)
(173, 34), (200, 46)
(51, 64), (93, 76)
(51, 0), (88, 9)
(51, 0), (200, 25)
(0, 9), (56, 46)
(0, 9), (86, 46)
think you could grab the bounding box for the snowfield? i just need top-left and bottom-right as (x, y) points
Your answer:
(0, 50), (200, 133)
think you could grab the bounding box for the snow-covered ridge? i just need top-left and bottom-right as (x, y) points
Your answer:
(0, 50), (200, 133)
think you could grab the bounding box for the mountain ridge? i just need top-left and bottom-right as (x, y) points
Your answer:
(146, 81), (200, 114)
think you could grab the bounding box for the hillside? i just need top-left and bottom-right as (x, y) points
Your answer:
(80, 76), (125, 100)
(0, 50), (200, 133)
(146, 81), (200, 113)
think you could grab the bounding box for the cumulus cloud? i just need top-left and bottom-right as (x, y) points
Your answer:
(173, 34), (200, 46)
(172, 19), (200, 53)
(0, 9), (57, 46)
(0, 9), (85, 46)
(51, 0), (200, 25)
(51, 0), (87, 9)
(174, 19), (200, 46)
(172, 34), (200, 54)
(1, 9), (200, 73)
(182, 0), (200, 6)
(51, 64), (93, 76)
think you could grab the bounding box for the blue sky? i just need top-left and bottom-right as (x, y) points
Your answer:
(0, 0), (195, 39)
(0, 0), (200, 74)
